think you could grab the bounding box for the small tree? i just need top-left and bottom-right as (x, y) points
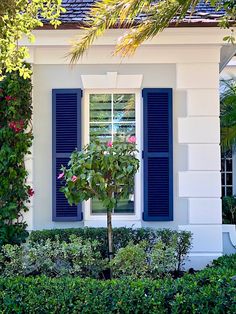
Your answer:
(59, 138), (139, 264)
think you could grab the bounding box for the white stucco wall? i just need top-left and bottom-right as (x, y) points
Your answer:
(23, 27), (231, 268)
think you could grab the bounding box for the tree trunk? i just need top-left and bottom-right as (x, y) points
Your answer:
(107, 209), (113, 262)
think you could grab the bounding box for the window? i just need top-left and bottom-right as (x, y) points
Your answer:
(89, 93), (136, 214)
(221, 150), (233, 197)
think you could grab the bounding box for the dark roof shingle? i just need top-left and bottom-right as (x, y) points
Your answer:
(44, 0), (225, 27)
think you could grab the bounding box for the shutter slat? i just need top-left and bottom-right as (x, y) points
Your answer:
(143, 88), (173, 221)
(52, 89), (83, 221)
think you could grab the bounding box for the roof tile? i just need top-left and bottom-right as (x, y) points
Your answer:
(44, 0), (225, 25)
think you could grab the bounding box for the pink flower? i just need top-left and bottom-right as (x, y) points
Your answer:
(28, 187), (35, 197)
(71, 175), (78, 182)
(57, 172), (64, 179)
(128, 136), (136, 144)
(107, 141), (113, 147)
(5, 95), (12, 101)
(8, 120), (24, 133)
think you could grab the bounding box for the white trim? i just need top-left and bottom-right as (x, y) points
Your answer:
(188, 253), (222, 257)
(222, 224), (236, 247)
(83, 88), (142, 224)
(20, 28), (236, 46)
(81, 72), (143, 89)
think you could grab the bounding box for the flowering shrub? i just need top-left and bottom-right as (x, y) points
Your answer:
(60, 139), (140, 263)
(0, 68), (33, 246)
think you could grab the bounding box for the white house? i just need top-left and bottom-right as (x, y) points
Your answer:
(21, 0), (236, 269)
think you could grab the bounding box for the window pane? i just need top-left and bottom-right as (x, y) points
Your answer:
(113, 94), (135, 122)
(221, 159), (225, 172)
(221, 174), (225, 185)
(90, 124), (112, 143)
(113, 123), (135, 142)
(226, 186), (233, 196)
(90, 94), (112, 122)
(226, 173), (232, 185)
(90, 93), (135, 215)
(114, 195), (134, 213)
(91, 196), (134, 214)
(226, 159), (232, 172)
(222, 187), (225, 197)
(91, 199), (106, 214)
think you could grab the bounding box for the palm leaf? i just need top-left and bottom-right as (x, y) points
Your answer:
(69, 0), (212, 63)
(220, 78), (236, 151)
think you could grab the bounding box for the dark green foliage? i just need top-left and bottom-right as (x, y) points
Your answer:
(212, 253), (236, 269)
(222, 195), (236, 224)
(0, 68), (33, 246)
(29, 227), (192, 271)
(220, 79), (236, 151)
(61, 141), (139, 211)
(0, 254), (235, 313)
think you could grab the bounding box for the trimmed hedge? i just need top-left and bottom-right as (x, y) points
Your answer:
(29, 227), (192, 271)
(0, 254), (235, 313)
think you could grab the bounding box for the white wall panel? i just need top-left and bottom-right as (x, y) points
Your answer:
(187, 89), (219, 116)
(179, 171), (221, 197)
(179, 225), (222, 252)
(176, 63), (219, 89)
(188, 198), (222, 224)
(188, 144), (220, 170)
(178, 117), (220, 143)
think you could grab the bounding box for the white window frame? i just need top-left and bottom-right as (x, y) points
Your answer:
(82, 89), (142, 223)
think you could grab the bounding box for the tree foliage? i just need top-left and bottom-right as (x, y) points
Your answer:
(0, 0), (65, 80)
(60, 139), (139, 263)
(70, 0), (236, 62)
(220, 78), (236, 151)
(60, 140), (139, 212)
(0, 67), (33, 247)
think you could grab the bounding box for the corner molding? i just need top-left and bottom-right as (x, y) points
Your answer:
(222, 224), (236, 247)
(81, 72), (143, 89)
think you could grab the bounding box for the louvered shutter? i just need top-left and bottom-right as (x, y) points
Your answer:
(142, 88), (173, 221)
(52, 89), (83, 221)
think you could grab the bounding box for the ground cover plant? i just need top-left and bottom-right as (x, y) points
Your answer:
(0, 254), (235, 313)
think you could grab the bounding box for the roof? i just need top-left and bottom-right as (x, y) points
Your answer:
(43, 0), (225, 29)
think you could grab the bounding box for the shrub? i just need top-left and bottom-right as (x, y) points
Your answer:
(222, 195), (236, 224)
(150, 241), (177, 277)
(29, 227), (192, 271)
(0, 236), (105, 278)
(0, 68), (33, 247)
(111, 240), (177, 279)
(110, 241), (148, 279)
(211, 253), (236, 269)
(0, 254), (235, 313)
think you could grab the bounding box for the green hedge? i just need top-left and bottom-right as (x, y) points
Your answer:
(29, 227), (191, 270)
(0, 254), (235, 313)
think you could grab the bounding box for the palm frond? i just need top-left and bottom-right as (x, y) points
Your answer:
(220, 78), (236, 151)
(70, 0), (208, 62)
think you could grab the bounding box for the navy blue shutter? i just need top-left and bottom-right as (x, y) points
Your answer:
(142, 88), (173, 221)
(52, 89), (83, 221)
